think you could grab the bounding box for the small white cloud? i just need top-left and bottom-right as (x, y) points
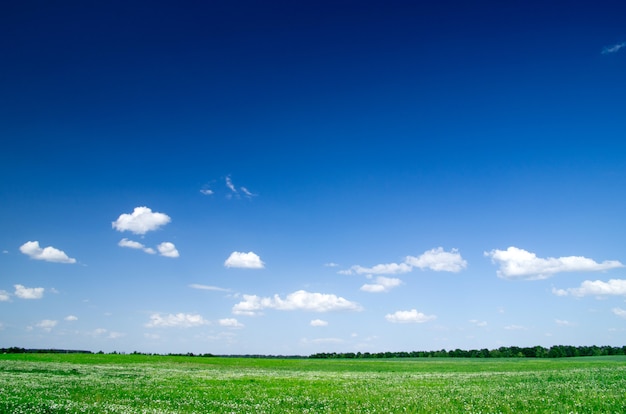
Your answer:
(469, 319), (487, 327)
(232, 290), (362, 316)
(225, 176), (237, 194)
(218, 318), (244, 328)
(360, 276), (403, 293)
(0, 290), (10, 302)
(224, 251), (264, 269)
(19, 241), (76, 264)
(343, 247), (466, 275)
(36, 319), (57, 332)
(324, 262), (339, 268)
(157, 242), (179, 258)
(108, 331), (125, 339)
(145, 313), (209, 328)
(406, 247), (467, 272)
(555, 319), (574, 326)
(240, 187), (256, 198)
(612, 308), (626, 319)
(14, 284), (44, 299)
(200, 188), (214, 195)
(189, 284), (230, 292)
(553, 279), (626, 297)
(385, 309), (436, 324)
(310, 319), (328, 327)
(112, 206), (171, 235)
(64, 315), (78, 321)
(118, 238), (156, 254)
(485, 247), (623, 280)
(602, 42), (626, 54)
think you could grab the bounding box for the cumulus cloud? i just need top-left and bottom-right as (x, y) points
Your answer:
(602, 42), (626, 54)
(218, 318), (244, 328)
(19, 241), (76, 264)
(485, 247), (623, 280)
(189, 284), (230, 292)
(232, 290), (362, 316)
(552, 279), (626, 297)
(36, 319), (57, 332)
(145, 313), (210, 328)
(612, 308), (626, 319)
(65, 315), (78, 321)
(118, 238), (156, 254)
(360, 276), (403, 293)
(14, 284), (44, 299)
(224, 251), (264, 269)
(406, 247), (467, 272)
(0, 290), (10, 302)
(342, 247), (466, 275)
(157, 242), (179, 258)
(112, 206), (171, 235)
(385, 309), (436, 324)
(310, 319), (328, 327)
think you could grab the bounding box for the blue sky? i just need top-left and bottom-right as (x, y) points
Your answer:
(1, 0), (626, 355)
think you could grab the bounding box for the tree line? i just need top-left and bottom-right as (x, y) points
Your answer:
(309, 345), (626, 359)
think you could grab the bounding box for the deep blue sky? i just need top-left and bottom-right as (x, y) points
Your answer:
(2, 0), (626, 354)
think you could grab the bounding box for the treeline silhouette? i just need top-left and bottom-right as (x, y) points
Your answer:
(4, 345), (626, 359)
(310, 345), (626, 359)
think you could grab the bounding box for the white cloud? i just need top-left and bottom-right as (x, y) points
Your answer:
(218, 318), (244, 328)
(240, 187), (256, 198)
(118, 238), (156, 254)
(310, 319), (328, 327)
(342, 247), (466, 275)
(157, 242), (179, 258)
(485, 247), (623, 280)
(360, 276), (403, 293)
(469, 319), (487, 327)
(602, 42), (626, 54)
(0, 290), (10, 302)
(612, 308), (626, 319)
(65, 315), (78, 321)
(112, 206), (171, 235)
(200, 188), (214, 195)
(224, 251), (264, 269)
(555, 319), (574, 326)
(553, 279), (626, 297)
(324, 262), (339, 268)
(225, 176), (237, 193)
(232, 290), (362, 316)
(19, 241), (76, 264)
(145, 313), (209, 328)
(36, 319), (57, 332)
(14, 284), (44, 299)
(189, 284), (230, 292)
(406, 247), (467, 272)
(385, 309), (436, 324)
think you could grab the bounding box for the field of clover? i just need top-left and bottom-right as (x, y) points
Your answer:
(1, 353), (625, 413)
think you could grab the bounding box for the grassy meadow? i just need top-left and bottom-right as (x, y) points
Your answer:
(1, 353), (625, 413)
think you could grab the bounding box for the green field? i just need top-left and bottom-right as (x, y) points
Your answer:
(1, 354), (625, 413)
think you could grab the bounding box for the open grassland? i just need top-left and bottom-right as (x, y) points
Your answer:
(1, 354), (625, 413)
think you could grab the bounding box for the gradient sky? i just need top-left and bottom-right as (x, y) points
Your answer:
(2, 0), (626, 355)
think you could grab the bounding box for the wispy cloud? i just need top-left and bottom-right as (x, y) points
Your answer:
(145, 313), (210, 328)
(553, 279), (626, 297)
(341, 247), (466, 275)
(14, 284), (44, 299)
(469, 319), (487, 327)
(218, 318), (244, 328)
(360, 276), (403, 293)
(189, 284), (230, 292)
(232, 290), (362, 316)
(112, 206), (171, 235)
(385, 309), (436, 324)
(0, 290), (10, 302)
(224, 251), (264, 269)
(612, 308), (626, 319)
(485, 247), (623, 280)
(19, 241), (76, 264)
(118, 238), (156, 254)
(602, 42), (626, 54)
(35, 319), (57, 332)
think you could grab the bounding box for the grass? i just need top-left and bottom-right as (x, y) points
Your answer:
(1, 353), (625, 413)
